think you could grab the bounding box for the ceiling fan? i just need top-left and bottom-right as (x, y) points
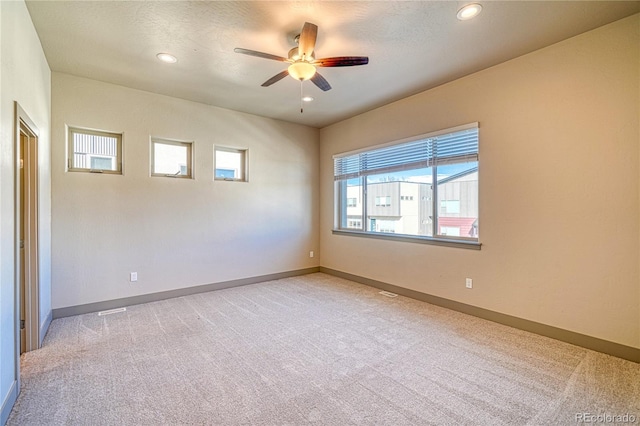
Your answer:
(234, 22), (369, 92)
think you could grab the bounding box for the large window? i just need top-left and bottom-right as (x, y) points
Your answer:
(151, 138), (193, 178)
(68, 127), (122, 174)
(333, 123), (479, 246)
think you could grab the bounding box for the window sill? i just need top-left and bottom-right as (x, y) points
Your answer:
(68, 168), (122, 175)
(214, 178), (247, 182)
(332, 229), (481, 250)
(151, 174), (193, 179)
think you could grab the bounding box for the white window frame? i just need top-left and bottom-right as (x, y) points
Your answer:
(67, 126), (122, 174)
(214, 146), (248, 182)
(332, 123), (480, 250)
(150, 137), (193, 179)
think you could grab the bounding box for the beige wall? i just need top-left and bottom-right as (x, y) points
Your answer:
(51, 73), (319, 309)
(320, 15), (639, 348)
(0, 0), (51, 420)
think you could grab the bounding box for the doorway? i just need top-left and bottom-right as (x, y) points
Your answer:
(15, 103), (40, 356)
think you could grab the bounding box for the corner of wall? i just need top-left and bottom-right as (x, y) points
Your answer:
(0, 381), (18, 426)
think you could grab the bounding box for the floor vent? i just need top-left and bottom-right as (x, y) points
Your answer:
(98, 307), (127, 316)
(379, 291), (398, 298)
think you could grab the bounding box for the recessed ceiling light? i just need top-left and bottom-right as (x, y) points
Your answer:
(457, 3), (482, 20)
(156, 53), (177, 63)
(302, 96), (314, 102)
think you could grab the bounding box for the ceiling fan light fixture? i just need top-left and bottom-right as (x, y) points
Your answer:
(288, 61), (316, 81)
(156, 53), (177, 63)
(457, 3), (482, 20)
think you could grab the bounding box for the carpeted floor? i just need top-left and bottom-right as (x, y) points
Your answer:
(8, 273), (640, 425)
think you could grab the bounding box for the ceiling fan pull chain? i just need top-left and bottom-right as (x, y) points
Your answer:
(300, 81), (304, 114)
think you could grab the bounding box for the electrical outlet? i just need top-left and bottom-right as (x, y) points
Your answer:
(130, 272), (138, 282)
(309, 251), (314, 258)
(465, 278), (472, 289)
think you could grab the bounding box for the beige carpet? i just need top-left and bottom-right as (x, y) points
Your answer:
(8, 273), (640, 425)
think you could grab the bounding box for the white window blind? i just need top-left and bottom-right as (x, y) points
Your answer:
(334, 124), (478, 181)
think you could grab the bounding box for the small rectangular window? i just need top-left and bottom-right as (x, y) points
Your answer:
(440, 200), (461, 214)
(347, 219), (362, 228)
(215, 146), (247, 181)
(68, 127), (122, 174)
(375, 196), (391, 207)
(151, 138), (193, 178)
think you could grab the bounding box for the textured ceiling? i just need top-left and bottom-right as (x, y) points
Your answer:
(26, 1), (640, 128)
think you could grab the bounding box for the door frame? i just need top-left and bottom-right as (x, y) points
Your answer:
(14, 102), (40, 381)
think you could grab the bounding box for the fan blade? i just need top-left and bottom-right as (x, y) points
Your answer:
(234, 48), (288, 62)
(261, 70), (289, 87)
(298, 22), (318, 60)
(314, 56), (369, 67)
(310, 72), (331, 91)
